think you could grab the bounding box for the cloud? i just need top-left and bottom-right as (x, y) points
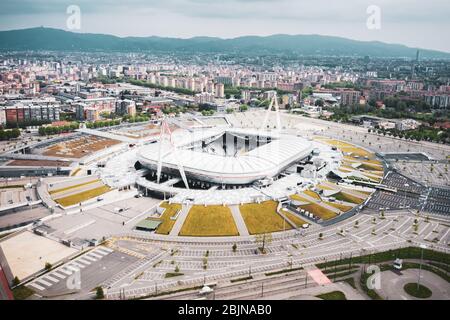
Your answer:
(0, 0), (449, 51)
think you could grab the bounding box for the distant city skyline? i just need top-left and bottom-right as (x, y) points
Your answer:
(0, 0), (449, 52)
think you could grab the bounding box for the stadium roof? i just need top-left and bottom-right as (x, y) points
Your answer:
(138, 128), (313, 184)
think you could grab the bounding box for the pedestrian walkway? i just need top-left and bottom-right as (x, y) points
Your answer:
(27, 246), (113, 291)
(229, 205), (249, 236)
(169, 204), (192, 236)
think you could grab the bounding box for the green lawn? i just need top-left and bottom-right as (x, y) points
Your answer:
(404, 283), (432, 299)
(316, 291), (347, 300)
(164, 272), (184, 278)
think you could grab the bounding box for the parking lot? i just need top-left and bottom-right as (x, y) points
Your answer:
(43, 196), (161, 242)
(27, 247), (138, 298)
(391, 161), (449, 187)
(0, 187), (37, 207)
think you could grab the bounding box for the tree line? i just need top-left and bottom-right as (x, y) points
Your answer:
(38, 123), (79, 136)
(0, 128), (20, 140)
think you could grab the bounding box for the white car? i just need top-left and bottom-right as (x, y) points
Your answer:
(393, 258), (403, 270)
(199, 285), (213, 295)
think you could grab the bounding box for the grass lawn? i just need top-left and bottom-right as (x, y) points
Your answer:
(49, 179), (101, 195)
(290, 194), (311, 203)
(179, 205), (239, 237)
(359, 162), (384, 171)
(164, 272), (184, 278)
(302, 189), (322, 200)
(299, 203), (337, 220)
(282, 210), (307, 227)
(325, 201), (353, 212)
(70, 167), (81, 177)
(317, 184), (337, 191)
(155, 202), (182, 235)
(240, 201), (293, 235)
(12, 286), (34, 300)
(339, 277), (356, 289)
(0, 185), (24, 189)
(318, 138), (374, 158)
(316, 291), (347, 300)
(344, 156), (381, 165)
(55, 185), (111, 207)
(404, 283), (432, 299)
(333, 192), (365, 204)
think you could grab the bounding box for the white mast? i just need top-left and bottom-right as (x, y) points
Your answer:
(156, 118), (190, 189)
(261, 92), (282, 130)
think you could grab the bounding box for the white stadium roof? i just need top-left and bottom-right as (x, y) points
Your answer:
(137, 128), (313, 184)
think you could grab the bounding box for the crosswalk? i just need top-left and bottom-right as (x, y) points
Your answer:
(27, 246), (114, 292)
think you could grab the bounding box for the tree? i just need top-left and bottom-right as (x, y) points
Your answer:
(45, 262), (52, 271)
(255, 233), (272, 253)
(12, 276), (20, 286)
(239, 104), (249, 112)
(315, 99), (324, 107)
(175, 265), (180, 273)
(95, 287), (105, 299)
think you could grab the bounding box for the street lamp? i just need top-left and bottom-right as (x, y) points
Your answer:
(403, 183), (409, 208)
(417, 244), (426, 290)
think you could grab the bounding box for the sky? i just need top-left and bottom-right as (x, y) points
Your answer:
(0, 0), (449, 52)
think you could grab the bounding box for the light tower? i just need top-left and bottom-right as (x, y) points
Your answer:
(156, 117), (190, 189)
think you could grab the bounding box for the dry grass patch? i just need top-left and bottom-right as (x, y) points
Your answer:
(359, 162), (383, 171)
(70, 168), (81, 176)
(299, 203), (337, 220)
(318, 139), (374, 158)
(317, 184), (336, 191)
(55, 185), (110, 207)
(282, 210), (307, 227)
(240, 201), (293, 235)
(179, 205), (239, 237)
(290, 194), (311, 203)
(302, 190), (322, 200)
(49, 179), (100, 195)
(155, 202), (182, 235)
(325, 201), (353, 212)
(333, 192), (365, 204)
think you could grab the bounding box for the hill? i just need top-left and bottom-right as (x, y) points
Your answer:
(0, 27), (448, 58)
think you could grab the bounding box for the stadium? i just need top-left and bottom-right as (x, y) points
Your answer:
(136, 128), (314, 187)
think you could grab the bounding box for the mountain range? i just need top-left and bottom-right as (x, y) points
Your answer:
(0, 27), (449, 59)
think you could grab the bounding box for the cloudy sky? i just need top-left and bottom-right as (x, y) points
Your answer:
(0, 0), (449, 52)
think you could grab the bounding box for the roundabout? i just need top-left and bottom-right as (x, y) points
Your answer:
(376, 269), (450, 300)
